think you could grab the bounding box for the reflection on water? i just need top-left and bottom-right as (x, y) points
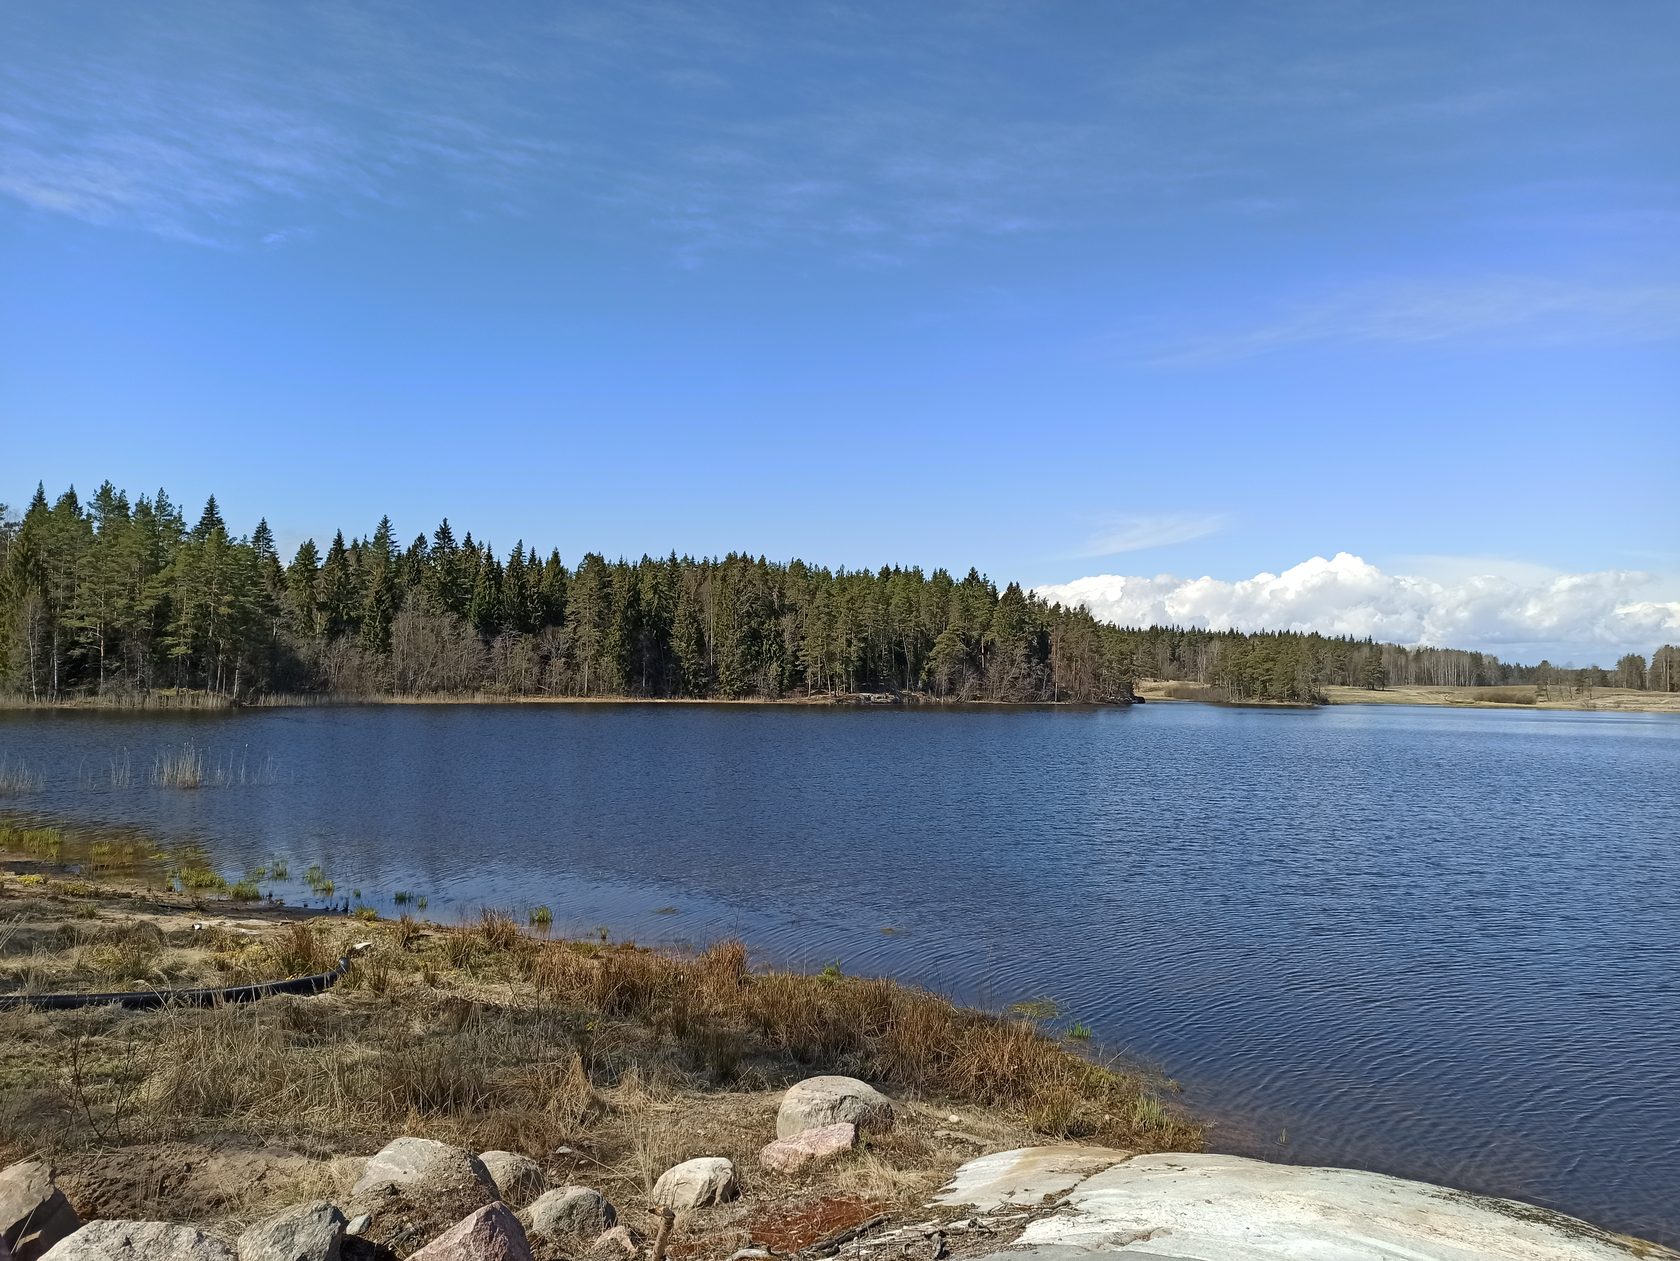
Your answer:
(3, 701), (1678, 1243)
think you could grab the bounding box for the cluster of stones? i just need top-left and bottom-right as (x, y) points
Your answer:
(0, 1075), (897, 1261)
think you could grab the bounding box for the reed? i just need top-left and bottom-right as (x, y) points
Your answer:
(0, 758), (43, 796)
(152, 743), (205, 789)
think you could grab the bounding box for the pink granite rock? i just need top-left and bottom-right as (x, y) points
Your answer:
(407, 1203), (533, 1261)
(758, 1122), (858, 1174)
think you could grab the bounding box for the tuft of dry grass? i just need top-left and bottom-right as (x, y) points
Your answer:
(477, 908), (520, 952)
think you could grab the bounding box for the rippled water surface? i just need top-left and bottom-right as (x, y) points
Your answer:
(4, 702), (1678, 1242)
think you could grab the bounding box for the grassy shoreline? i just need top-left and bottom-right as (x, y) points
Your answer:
(0, 842), (1199, 1238)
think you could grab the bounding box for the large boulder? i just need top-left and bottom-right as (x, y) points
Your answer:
(0, 1163), (81, 1261)
(651, 1159), (738, 1211)
(476, 1154), (544, 1206)
(521, 1187), (615, 1240)
(350, 1139), (496, 1200)
(775, 1076), (894, 1140)
(406, 1204), (532, 1261)
(41, 1220), (236, 1260)
(758, 1123), (857, 1175)
(236, 1201), (345, 1261)
(965, 1150), (1676, 1260)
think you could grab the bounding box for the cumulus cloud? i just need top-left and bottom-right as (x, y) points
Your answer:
(1035, 552), (1680, 665)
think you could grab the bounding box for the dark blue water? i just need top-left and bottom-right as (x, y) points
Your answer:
(3, 702), (1677, 1243)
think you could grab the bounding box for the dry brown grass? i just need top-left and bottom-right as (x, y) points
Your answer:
(0, 875), (1201, 1223)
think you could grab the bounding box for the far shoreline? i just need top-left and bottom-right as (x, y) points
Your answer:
(5, 682), (1678, 716)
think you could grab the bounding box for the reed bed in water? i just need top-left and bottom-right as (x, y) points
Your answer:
(0, 758), (43, 796)
(147, 743), (280, 790)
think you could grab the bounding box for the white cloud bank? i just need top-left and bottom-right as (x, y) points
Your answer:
(1035, 552), (1680, 665)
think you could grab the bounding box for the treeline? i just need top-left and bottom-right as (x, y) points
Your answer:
(1124, 626), (1680, 700)
(0, 483), (1140, 704)
(3, 483), (1674, 708)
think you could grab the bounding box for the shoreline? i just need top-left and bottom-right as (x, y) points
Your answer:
(4, 843), (1675, 1257)
(1134, 679), (1680, 715)
(0, 689), (1132, 713)
(0, 847), (1200, 1250)
(11, 683), (1676, 716)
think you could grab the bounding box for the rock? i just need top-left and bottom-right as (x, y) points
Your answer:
(406, 1204), (532, 1261)
(0, 1162), (81, 1261)
(775, 1076), (894, 1139)
(934, 1145), (1129, 1209)
(965, 1151), (1676, 1260)
(350, 1138), (496, 1200)
(236, 1201), (345, 1261)
(522, 1188), (615, 1240)
(342, 1219), (368, 1239)
(41, 1220), (236, 1260)
(477, 1153), (545, 1206)
(650, 1158), (738, 1211)
(758, 1122), (857, 1174)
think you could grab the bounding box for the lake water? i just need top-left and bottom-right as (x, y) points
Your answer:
(2, 701), (1677, 1243)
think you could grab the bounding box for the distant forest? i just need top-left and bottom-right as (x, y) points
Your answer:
(2, 483), (1676, 707)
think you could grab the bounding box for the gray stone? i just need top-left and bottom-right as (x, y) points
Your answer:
(236, 1201), (345, 1261)
(477, 1153), (545, 1206)
(341, 1219), (368, 1239)
(775, 1076), (895, 1139)
(650, 1158), (738, 1211)
(758, 1123), (857, 1174)
(350, 1138), (496, 1200)
(522, 1188), (615, 1240)
(0, 1162), (81, 1261)
(41, 1221), (236, 1260)
(406, 1204), (532, 1261)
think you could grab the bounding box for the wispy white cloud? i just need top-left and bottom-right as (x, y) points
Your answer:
(1079, 513), (1228, 557)
(260, 226), (316, 249)
(1036, 553), (1680, 665)
(1, 2), (1673, 266)
(1133, 275), (1680, 365)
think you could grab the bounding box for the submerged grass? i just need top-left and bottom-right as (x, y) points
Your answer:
(0, 824), (65, 859)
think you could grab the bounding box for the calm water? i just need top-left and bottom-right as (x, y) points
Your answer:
(3, 702), (1678, 1242)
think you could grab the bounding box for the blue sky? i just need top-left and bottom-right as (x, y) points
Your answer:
(2, 2), (1676, 660)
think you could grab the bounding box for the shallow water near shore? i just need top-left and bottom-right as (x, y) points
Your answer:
(3, 701), (1678, 1243)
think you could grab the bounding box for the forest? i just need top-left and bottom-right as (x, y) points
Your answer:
(2, 482), (1676, 707)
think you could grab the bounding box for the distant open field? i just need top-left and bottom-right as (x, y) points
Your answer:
(1323, 684), (1680, 714)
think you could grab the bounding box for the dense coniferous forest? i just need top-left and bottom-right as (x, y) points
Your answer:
(2, 483), (1674, 707)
